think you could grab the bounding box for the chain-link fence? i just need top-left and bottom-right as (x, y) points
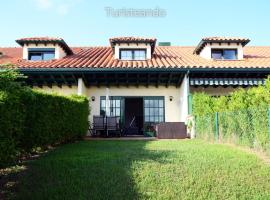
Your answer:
(195, 106), (270, 150)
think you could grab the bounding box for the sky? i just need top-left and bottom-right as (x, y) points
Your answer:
(1, 0), (270, 47)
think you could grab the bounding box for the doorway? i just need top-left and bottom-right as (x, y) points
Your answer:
(124, 97), (144, 135)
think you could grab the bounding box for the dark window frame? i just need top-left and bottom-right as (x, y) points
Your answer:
(144, 97), (165, 123)
(211, 49), (238, 60)
(28, 48), (55, 61)
(119, 49), (147, 60)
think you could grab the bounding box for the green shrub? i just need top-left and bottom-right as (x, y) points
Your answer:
(0, 69), (89, 167)
(192, 77), (270, 151)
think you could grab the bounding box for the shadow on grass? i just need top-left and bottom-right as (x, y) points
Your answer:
(4, 140), (172, 200)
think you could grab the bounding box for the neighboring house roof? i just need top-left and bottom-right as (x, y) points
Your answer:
(194, 36), (250, 54)
(16, 37), (73, 55)
(1, 46), (270, 69)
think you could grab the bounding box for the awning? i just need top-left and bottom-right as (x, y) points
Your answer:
(190, 78), (265, 87)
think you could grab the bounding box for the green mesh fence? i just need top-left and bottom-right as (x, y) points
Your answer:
(195, 107), (270, 150)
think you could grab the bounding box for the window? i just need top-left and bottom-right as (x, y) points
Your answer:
(120, 49), (146, 60)
(211, 49), (237, 60)
(144, 97), (164, 123)
(100, 97), (122, 117)
(28, 48), (55, 61)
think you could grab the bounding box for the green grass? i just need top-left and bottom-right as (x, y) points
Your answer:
(11, 140), (270, 200)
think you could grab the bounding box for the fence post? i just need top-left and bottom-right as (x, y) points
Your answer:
(215, 112), (219, 141)
(268, 107), (270, 139)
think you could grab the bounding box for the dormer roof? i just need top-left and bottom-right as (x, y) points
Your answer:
(109, 36), (157, 52)
(16, 37), (73, 55)
(194, 36), (250, 54)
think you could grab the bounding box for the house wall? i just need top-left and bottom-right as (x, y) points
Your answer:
(199, 42), (244, 60)
(86, 86), (181, 123)
(22, 43), (67, 60)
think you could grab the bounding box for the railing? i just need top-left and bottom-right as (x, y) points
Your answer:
(194, 106), (270, 150)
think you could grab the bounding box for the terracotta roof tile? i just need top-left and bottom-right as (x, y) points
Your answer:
(1, 46), (270, 69)
(109, 37), (156, 43)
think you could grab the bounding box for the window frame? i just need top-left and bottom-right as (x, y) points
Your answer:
(211, 48), (238, 60)
(28, 48), (56, 61)
(143, 96), (165, 123)
(119, 49), (147, 60)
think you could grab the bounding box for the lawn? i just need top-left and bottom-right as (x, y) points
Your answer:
(7, 140), (270, 200)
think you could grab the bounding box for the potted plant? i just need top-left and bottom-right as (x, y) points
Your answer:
(144, 123), (156, 137)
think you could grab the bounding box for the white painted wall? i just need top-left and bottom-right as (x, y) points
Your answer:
(77, 78), (87, 95)
(179, 75), (189, 122)
(22, 43), (67, 60)
(114, 43), (151, 59)
(199, 42), (244, 60)
(86, 86), (181, 123)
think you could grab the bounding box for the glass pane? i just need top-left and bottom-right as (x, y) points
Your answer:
(223, 49), (237, 60)
(116, 100), (120, 107)
(159, 100), (164, 107)
(149, 100), (154, 107)
(150, 108), (154, 115)
(154, 108), (159, 115)
(101, 100), (106, 107)
(159, 108), (163, 116)
(155, 116), (159, 122)
(120, 50), (132, 60)
(134, 50), (146, 60)
(145, 116), (150, 122)
(145, 100), (149, 107)
(116, 108), (120, 116)
(159, 116), (164, 122)
(43, 52), (55, 60)
(150, 116), (154, 122)
(145, 108), (149, 115)
(211, 49), (222, 59)
(154, 100), (159, 107)
(29, 53), (42, 61)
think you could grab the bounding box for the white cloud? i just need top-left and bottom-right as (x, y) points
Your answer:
(32, 0), (81, 15)
(35, 0), (53, 10)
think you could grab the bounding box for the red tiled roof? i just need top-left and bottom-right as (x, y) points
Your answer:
(16, 37), (73, 55)
(1, 46), (270, 69)
(194, 36), (250, 54)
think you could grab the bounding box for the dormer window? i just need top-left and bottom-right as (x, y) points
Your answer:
(28, 48), (55, 61)
(109, 37), (156, 60)
(16, 37), (73, 60)
(120, 49), (146, 60)
(211, 49), (237, 60)
(194, 37), (250, 60)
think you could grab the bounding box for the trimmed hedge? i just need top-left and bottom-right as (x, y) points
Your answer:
(0, 69), (89, 167)
(192, 77), (270, 152)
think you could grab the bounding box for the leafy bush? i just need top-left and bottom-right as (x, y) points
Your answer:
(0, 69), (89, 167)
(193, 77), (270, 151)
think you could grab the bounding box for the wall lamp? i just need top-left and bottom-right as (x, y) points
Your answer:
(169, 96), (173, 101)
(91, 96), (95, 102)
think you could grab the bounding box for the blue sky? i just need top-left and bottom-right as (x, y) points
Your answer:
(1, 0), (270, 47)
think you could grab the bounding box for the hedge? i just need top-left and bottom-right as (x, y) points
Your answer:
(0, 69), (89, 167)
(192, 77), (270, 152)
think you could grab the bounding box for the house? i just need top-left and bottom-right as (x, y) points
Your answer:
(1, 36), (270, 136)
